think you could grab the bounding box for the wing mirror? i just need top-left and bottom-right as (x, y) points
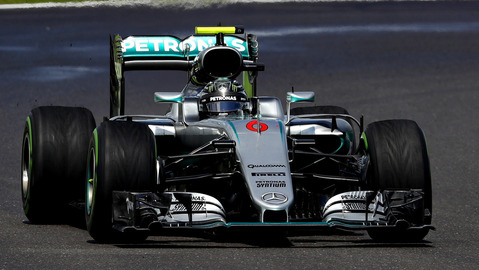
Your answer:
(286, 91), (315, 121)
(154, 92), (184, 103)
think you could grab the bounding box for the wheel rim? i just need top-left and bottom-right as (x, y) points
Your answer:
(21, 132), (31, 201)
(86, 146), (95, 216)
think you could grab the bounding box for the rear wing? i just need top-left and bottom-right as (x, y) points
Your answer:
(110, 26), (262, 117)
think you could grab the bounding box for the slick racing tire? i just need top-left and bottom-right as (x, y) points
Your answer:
(363, 120), (432, 242)
(21, 106), (96, 223)
(85, 120), (157, 243)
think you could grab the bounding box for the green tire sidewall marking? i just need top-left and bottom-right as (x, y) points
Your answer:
(93, 128), (99, 215)
(421, 128), (430, 158)
(361, 132), (369, 151)
(24, 116), (33, 214)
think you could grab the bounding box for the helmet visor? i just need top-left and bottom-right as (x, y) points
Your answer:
(205, 101), (244, 113)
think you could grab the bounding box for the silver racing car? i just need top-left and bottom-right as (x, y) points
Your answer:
(21, 26), (433, 243)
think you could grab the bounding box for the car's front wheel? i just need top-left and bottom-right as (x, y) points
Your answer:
(85, 120), (157, 243)
(21, 106), (95, 223)
(363, 119), (432, 242)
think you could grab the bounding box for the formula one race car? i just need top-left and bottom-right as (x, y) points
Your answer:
(21, 26), (433, 243)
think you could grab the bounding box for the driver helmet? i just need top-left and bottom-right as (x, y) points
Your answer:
(199, 78), (248, 115)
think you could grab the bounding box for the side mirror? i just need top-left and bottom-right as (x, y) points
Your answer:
(154, 92), (184, 103)
(286, 91), (315, 103)
(286, 91), (315, 121)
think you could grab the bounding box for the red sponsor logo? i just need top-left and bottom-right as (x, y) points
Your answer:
(246, 120), (268, 132)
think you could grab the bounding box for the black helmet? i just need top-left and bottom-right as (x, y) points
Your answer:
(199, 78), (248, 114)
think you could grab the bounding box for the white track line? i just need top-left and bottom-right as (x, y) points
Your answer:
(0, 0), (437, 10)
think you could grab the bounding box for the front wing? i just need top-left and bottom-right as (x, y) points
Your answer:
(111, 190), (434, 235)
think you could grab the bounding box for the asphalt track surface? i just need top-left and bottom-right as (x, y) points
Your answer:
(1, 1), (479, 269)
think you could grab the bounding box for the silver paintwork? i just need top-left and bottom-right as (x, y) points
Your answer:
(161, 192), (226, 224)
(154, 92), (183, 103)
(322, 191), (387, 223)
(227, 119), (294, 221)
(115, 91), (355, 224)
(289, 123), (344, 136)
(148, 124), (175, 136)
(104, 30), (431, 233)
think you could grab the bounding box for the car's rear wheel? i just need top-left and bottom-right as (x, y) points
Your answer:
(363, 119), (432, 242)
(21, 106), (96, 223)
(85, 120), (157, 243)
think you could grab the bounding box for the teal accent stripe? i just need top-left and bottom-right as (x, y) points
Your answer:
(332, 138), (344, 154)
(189, 221), (384, 229)
(288, 96), (314, 103)
(226, 222), (329, 226)
(227, 121), (240, 143)
(277, 120), (285, 143)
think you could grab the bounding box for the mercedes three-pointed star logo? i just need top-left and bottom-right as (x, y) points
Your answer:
(261, 192), (288, 204)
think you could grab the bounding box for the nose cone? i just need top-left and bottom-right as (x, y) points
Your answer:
(227, 119), (294, 221)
